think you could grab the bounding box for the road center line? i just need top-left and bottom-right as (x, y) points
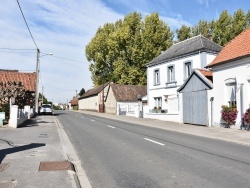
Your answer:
(107, 125), (115, 129)
(144, 138), (165, 146)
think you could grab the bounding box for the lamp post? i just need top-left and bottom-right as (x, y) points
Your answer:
(34, 49), (52, 114)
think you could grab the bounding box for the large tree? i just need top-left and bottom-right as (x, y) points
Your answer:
(176, 25), (192, 42)
(231, 9), (246, 39)
(86, 12), (173, 86)
(213, 10), (233, 46)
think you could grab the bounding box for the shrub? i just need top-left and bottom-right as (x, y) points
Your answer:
(243, 108), (250, 124)
(221, 105), (238, 126)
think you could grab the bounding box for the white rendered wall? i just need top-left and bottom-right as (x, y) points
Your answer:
(147, 52), (217, 122)
(212, 57), (250, 128)
(78, 95), (99, 111)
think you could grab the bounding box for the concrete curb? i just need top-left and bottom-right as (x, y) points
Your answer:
(54, 116), (92, 188)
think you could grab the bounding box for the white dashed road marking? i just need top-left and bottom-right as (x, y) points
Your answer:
(107, 125), (115, 129)
(144, 138), (165, 146)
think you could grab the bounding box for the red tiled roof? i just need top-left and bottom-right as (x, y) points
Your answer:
(206, 27), (250, 67)
(195, 68), (213, 83)
(0, 69), (36, 92)
(111, 84), (147, 102)
(70, 97), (78, 106)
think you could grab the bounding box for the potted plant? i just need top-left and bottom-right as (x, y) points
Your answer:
(158, 107), (162, 113)
(243, 108), (250, 130)
(221, 105), (238, 128)
(154, 106), (158, 113)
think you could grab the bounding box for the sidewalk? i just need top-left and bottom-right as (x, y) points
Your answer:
(75, 110), (250, 147)
(0, 115), (85, 188)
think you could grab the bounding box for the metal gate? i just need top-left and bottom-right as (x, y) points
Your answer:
(183, 90), (208, 125)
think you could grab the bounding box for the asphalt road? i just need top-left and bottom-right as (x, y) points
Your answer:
(56, 110), (250, 188)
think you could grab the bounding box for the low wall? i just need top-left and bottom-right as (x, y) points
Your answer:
(9, 105), (32, 128)
(143, 105), (180, 123)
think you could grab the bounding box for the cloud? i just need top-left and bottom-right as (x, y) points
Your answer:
(0, 0), (123, 103)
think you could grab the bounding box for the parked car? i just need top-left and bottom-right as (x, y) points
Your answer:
(39, 104), (53, 115)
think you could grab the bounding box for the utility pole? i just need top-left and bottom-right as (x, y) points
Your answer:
(35, 48), (40, 115)
(76, 90), (77, 97)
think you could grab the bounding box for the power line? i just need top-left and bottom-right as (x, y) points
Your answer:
(0, 51), (36, 54)
(16, 0), (39, 49)
(51, 55), (88, 64)
(0, 48), (36, 51)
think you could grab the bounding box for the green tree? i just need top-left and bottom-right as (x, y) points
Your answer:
(192, 20), (212, 37)
(78, 88), (85, 96)
(213, 10), (232, 46)
(86, 23), (116, 85)
(86, 12), (173, 86)
(176, 25), (192, 42)
(246, 10), (250, 28)
(231, 9), (246, 38)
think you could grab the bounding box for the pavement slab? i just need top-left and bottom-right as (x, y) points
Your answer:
(0, 115), (76, 188)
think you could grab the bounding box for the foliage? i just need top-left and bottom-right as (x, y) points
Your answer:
(176, 25), (192, 42)
(213, 10), (233, 46)
(243, 108), (250, 124)
(231, 9), (246, 39)
(86, 8), (250, 86)
(39, 93), (50, 104)
(86, 12), (173, 86)
(0, 103), (9, 119)
(0, 81), (26, 107)
(221, 105), (238, 126)
(79, 88), (85, 96)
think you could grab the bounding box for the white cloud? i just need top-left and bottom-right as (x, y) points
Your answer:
(0, 0), (123, 103)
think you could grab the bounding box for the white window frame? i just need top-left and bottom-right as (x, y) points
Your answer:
(154, 69), (160, 85)
(184, 61), (193, 80)
(154, 97), (162, 108)
(167, 65), (175, 83)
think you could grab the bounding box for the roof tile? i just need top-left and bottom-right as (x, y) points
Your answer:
(206, 27), (250, 67)
(111, 84), (147, 102)
(147, 35), (222, 67)
(0, 69), (36, 92)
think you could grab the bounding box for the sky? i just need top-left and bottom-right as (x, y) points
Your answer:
(0, 0), (249, 104)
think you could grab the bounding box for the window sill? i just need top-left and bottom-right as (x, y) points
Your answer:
(153, 83), (160, 86)
(165, 81), (177, 88)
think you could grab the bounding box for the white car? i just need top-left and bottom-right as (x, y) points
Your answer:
(39, 104), (53, 115)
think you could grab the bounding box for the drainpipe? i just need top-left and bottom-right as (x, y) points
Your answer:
(210, 97), (214, 127)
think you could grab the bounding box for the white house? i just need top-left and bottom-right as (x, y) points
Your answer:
(145, 35), (222, 122)
(78, 82), (111, 112)
(205, 27), (250, 128)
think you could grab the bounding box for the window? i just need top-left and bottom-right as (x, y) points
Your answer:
(183, 61), (193, 80)
(184, 61), (192, 80)
(227, 83), (236, 107)
(154, 69), (160, 85)
(167, 65), (175, 82)
(154, 97), (162, 108)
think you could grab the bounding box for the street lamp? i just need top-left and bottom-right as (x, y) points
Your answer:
(34, 49), (53, 114)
